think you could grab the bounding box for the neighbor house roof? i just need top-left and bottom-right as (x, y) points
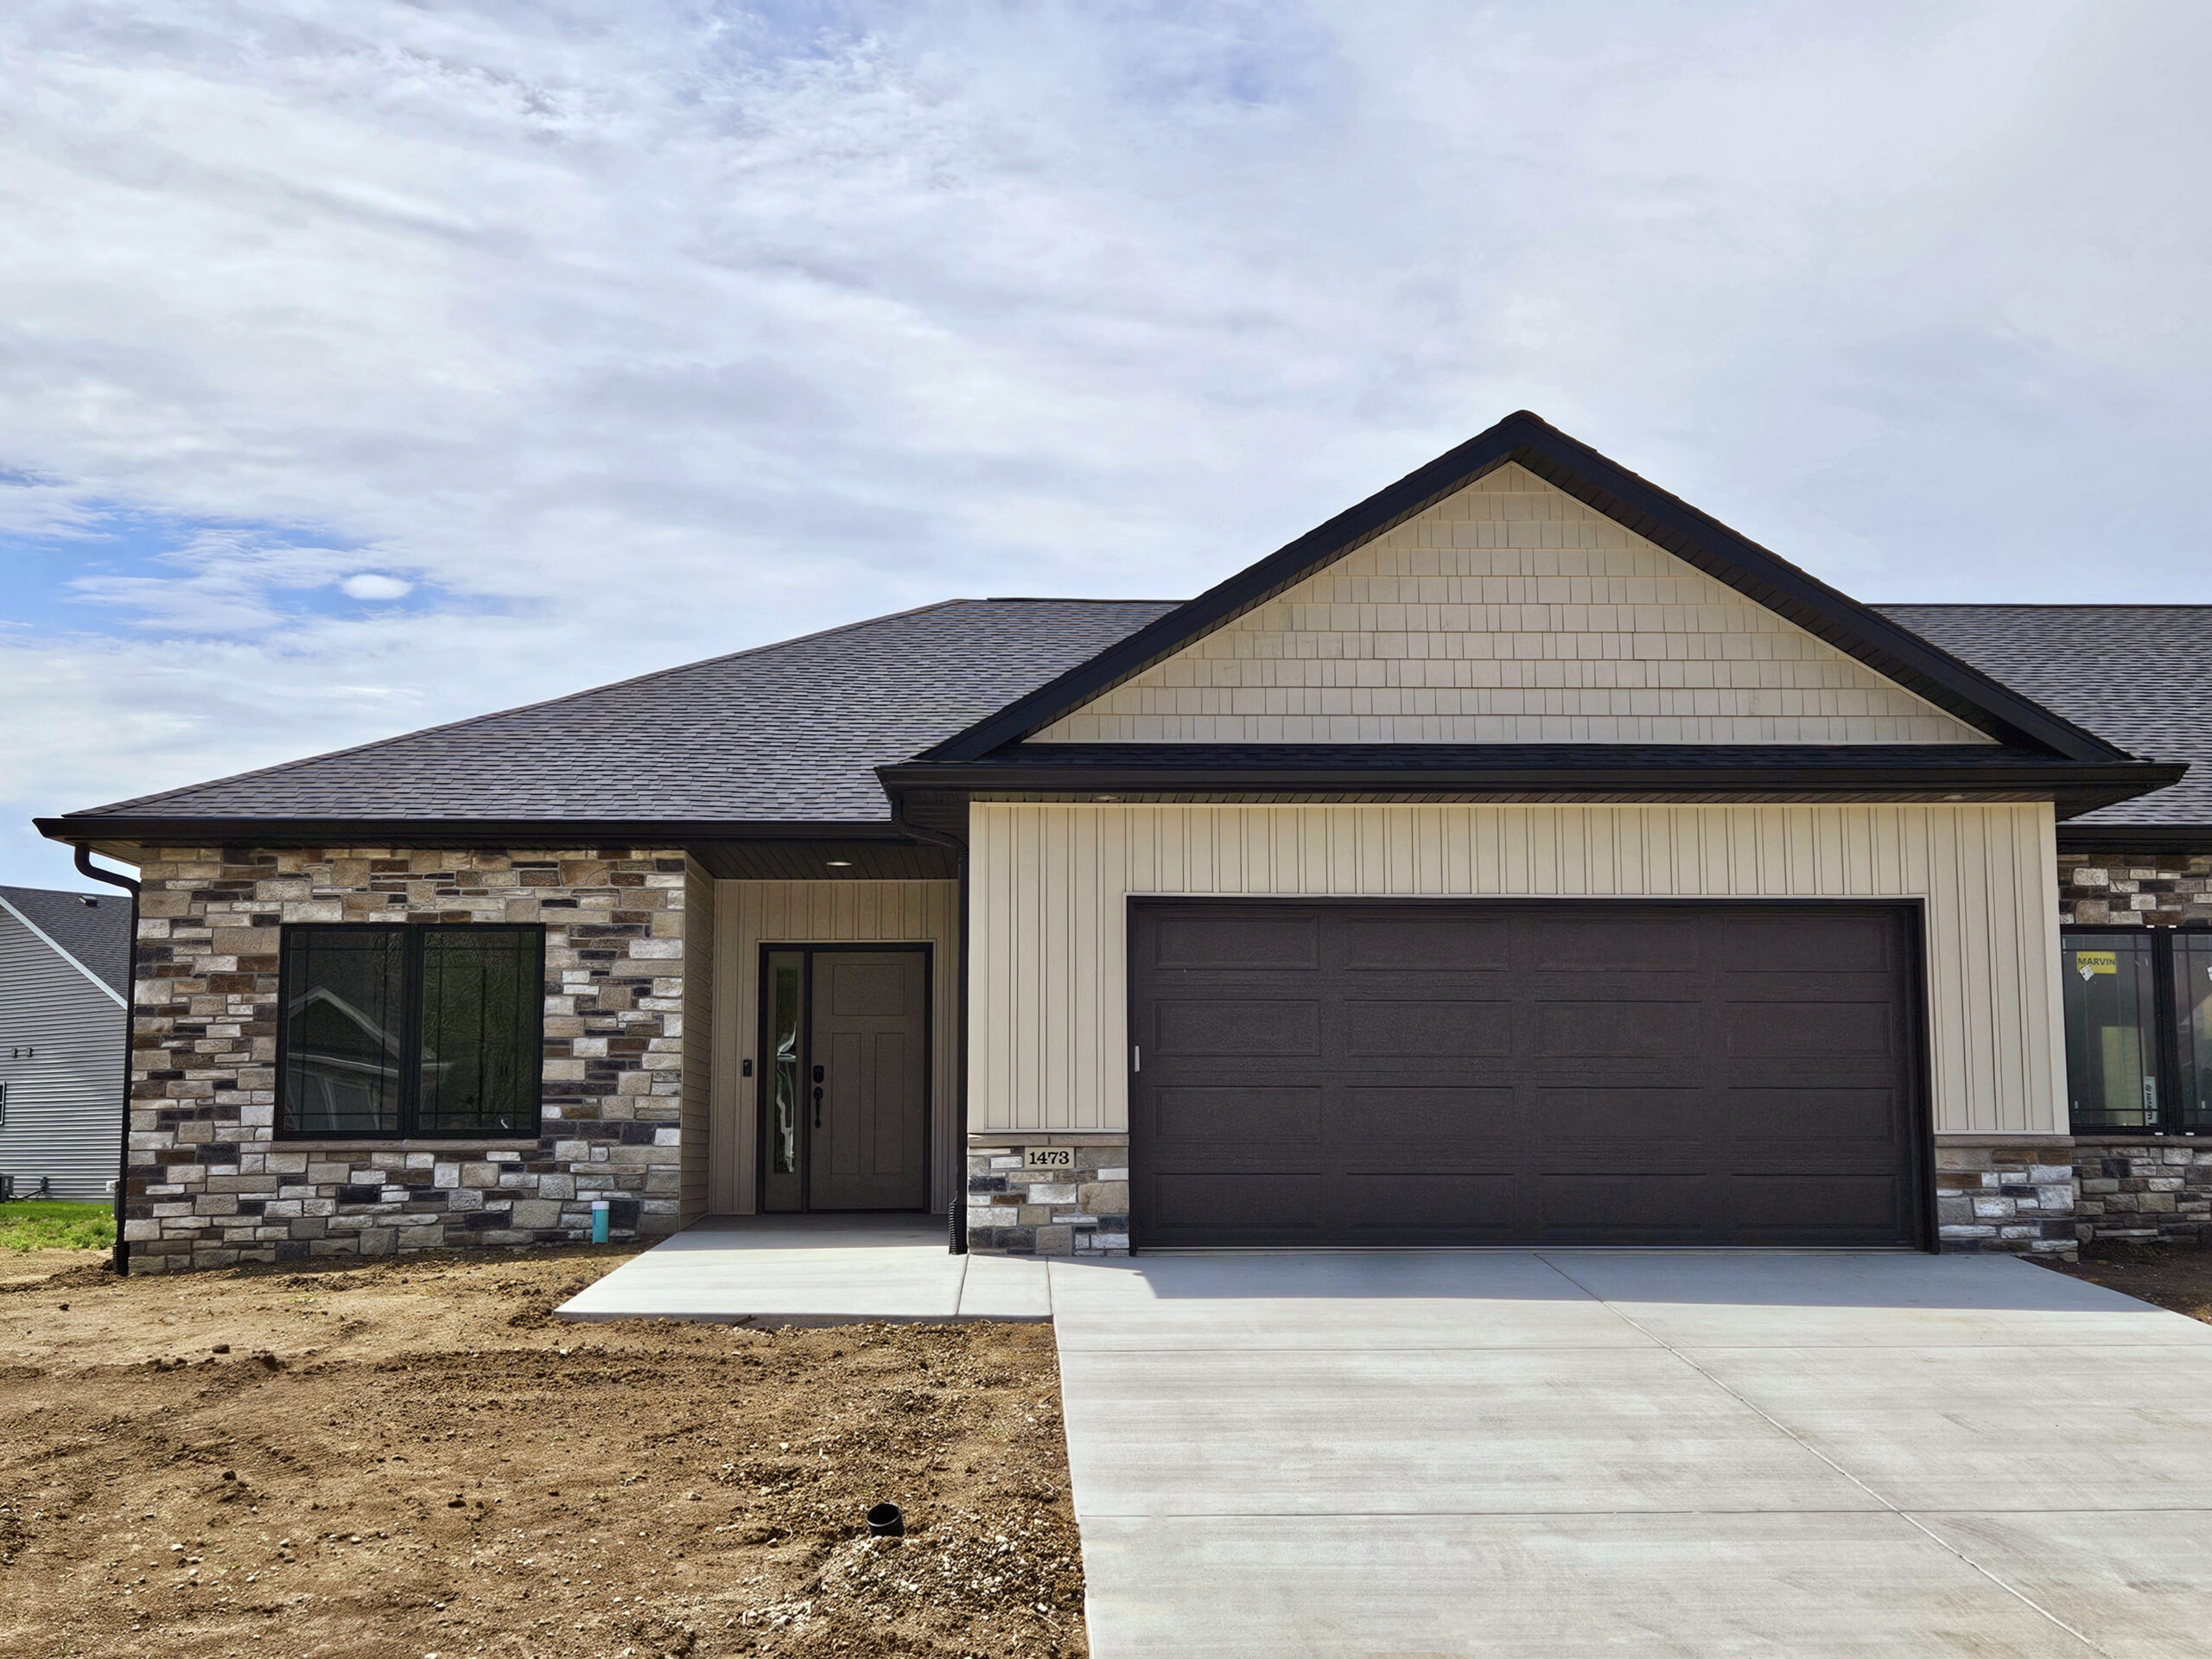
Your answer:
(0, 886), (131, 997)
(42, 599), (1178, 836)
(1877, 606), (2212, 833)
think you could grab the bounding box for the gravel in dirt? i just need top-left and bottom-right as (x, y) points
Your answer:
(2041, 1241), (2212, 1325)
(0, 1246), (1085, 1658)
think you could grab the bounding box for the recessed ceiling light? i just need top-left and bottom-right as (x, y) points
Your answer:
(825, 859), (853, 868)
(1094, 795), (1118, 802)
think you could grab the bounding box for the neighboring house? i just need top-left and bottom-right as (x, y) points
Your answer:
(33, 412), (2212, 1273)
(0, 886), (130, 1200)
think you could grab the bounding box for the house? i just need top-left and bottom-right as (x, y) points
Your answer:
(0, 886), (130, 1200)
(34, 411), (2212, 1273)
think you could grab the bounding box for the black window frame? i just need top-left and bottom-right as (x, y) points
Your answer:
(275, 922), (547, 1141)
(2061, 924), (2212, 1137)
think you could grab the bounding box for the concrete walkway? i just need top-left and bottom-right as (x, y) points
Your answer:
(1051, 1250), (2212, 1658)
(555, 1214), (1050, 1325)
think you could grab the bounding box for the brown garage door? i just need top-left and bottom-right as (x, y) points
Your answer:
(1128, 900), (1927, 1249)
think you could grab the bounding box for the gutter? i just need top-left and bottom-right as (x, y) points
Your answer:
(35, 814), (921, 849)
(70, 846), (139, 1279)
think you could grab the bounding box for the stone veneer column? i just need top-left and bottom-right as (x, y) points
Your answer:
(124, 847), (688, 1273)
(965, 1136), (1129, 1255)
(1933, 1137), (2077, 1256)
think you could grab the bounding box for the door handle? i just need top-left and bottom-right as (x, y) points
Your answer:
(813, 1084), (823, 1128)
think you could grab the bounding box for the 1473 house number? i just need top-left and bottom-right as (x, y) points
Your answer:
(1023, 1147), (1076, 1170)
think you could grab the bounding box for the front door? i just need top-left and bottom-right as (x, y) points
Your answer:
(759, 947), (929, 1211)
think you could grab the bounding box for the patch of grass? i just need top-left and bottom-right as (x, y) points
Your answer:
(0, 1199), (115, 1253)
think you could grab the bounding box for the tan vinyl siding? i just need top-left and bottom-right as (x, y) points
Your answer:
(0, 903), (126, 1200)
(709, 880), (959, 1215)
(969, 802), (2065, 1138)
(678, 857), (715, 1226)
(1034, 462), (1991, 746)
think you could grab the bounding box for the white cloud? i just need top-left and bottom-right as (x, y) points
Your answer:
(0, 0), (2209, 885)
(339, 573), (412, 601)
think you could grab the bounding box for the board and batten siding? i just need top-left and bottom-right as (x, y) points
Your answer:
(678, 857), (715, 1226)
(0, 901), (126, 1200)
(969, 802), (2066, 1139)
(709, 880), (960, 1215)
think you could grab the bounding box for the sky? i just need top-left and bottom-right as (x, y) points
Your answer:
(2, 1), (2209, 887)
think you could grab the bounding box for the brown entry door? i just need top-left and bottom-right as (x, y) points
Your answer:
(760, 948), (929, 1212)
(1128, 900), (1927, 1249)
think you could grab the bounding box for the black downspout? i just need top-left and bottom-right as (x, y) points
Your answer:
(890, 798), (969, 1254)
(73, 845), (140, 1278)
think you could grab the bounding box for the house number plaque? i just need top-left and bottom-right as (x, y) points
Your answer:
(1023, 1147), (1077, 1171)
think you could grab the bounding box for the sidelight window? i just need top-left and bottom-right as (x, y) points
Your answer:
(2063, 928), (2212, 1135)
(277, 924), (544, 1139)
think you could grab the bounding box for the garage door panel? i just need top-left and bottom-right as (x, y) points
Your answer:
(1716, 914), (1896, 973)
(1723, 1176), (1915, 1244)
(1534, 1087), (1723, 1143)
(1335, 1085), (1516, 1141)
(1341, 1001), (1513, 1058)
(1145, 1173), (1328, 1246)
(1725, 1001), (1897, 1059)
(1534, 1001), (1701, 1059)
(1148, 1084), (1324, 1141)
(1528, 913), (1700, 971)
(1341, 913), (1511, 971)
(1148, 912), (1319, 969)
(1128, 901), (1923, 1250)
(1726, 1088), (1905, 1144)
(1535, 1175), (1714, 1245)
(1154, 999), (1320, 1057)
(1337, 1175), (1523, 1243)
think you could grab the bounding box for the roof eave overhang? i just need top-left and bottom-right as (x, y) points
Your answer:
(881, 760), (2183, 821)
(916, 411), (2133, 766)
(35, 816), (918, 853)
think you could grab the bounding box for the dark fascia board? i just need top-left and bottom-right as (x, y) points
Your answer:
(35, 816), (919, 852)
(2056, 824), (2212, 852)
(914, 410), (2133, 766)
(882, 758), (2182, 820)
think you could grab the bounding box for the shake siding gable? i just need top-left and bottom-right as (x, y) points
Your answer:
(0, 902), (126, 1200)
(1032, 463), (1993, 746)
(967, 802), (2067, 1141)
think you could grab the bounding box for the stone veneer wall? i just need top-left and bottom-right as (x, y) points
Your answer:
(125, 847), (689, 1273)
(2058, 849), (2212, 925)
(2073, 1139), (2212, 1246)
(2055, 846), (2212, 1249)
(966, 1136), (1129, 1255)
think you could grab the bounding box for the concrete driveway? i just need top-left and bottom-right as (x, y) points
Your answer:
(1049, 1250), (2212, 1658)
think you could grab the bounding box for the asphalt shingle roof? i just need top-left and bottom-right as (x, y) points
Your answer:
(0, 886), (132, 995)
(1876, 606), (2212, 827)
(71, 600), (1180, 825)
(49, 598), (2209, 835)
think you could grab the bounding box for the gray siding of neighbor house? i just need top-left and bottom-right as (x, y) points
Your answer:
(0, 899), (126, 1200)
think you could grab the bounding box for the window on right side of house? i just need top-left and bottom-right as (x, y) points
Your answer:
(2062, 928), (2212, 1135)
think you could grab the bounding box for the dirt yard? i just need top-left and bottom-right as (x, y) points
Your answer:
(0, 1245), (1084, 1658)
(2044, 1241), (2212, 1325)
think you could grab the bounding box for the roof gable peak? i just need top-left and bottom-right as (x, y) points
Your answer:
(917, 411), (2131, 765)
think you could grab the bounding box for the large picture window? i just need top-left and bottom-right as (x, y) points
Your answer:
(277, 925), (545, 1139)
(2063, 927), (2212, 1135)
